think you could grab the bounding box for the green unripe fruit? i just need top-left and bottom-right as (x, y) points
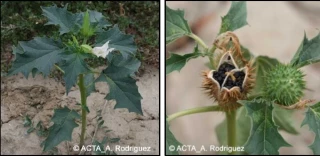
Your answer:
(263, 64), (305, 106)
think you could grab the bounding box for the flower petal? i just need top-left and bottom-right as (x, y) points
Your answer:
(102, 41), (110, 49)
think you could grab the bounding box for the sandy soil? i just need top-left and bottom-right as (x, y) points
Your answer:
(1, 66), (159, 155)
(166, 1), (320, 155)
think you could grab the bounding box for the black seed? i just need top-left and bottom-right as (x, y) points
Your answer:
(238, 72), (245, 77)
(218, 63), (235, 73)
(234, 72), (239, 78)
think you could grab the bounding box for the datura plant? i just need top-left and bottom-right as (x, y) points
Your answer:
(166, 2), (320, 155)
(8, 4), (142, 152)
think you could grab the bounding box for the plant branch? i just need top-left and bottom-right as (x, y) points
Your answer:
(188, 33), (208, 50)
(226, 109), (237, 155)
(91, 100), (108, 155)
(91, 101), (107, 144)
(167, 105), (221, 122)
(78, 74), (87, 148)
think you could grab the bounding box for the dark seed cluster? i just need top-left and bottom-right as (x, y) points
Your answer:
(212, 63), (236, 86)
(224, 71), (245, 91)
(212, 62), (246, 91)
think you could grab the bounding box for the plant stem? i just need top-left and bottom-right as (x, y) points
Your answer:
(54, 64), (65, 74)
(226, 109), (237, 155)
(167, 105), (221, 122)
(188, 33), (208, 49)
(209, 46), (216, 54)
(78, 74), (87, 148)
(82, 38), (88, 45)
(207, 46), (216, 69)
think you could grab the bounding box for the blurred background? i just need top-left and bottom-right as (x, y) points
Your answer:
(166, 1), (320, 155)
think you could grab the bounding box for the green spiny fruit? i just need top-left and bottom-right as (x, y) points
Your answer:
(263, 64), (305, 106)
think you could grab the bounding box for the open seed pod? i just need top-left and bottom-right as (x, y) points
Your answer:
(202, 51), (255, 111)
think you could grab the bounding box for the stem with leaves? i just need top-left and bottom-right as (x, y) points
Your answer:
(226, 109), (237, 155)
(78, 73), (87, 148)
(188, 33), (217, 68)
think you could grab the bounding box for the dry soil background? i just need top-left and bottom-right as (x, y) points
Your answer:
(166, 1), (320, 155)
(1, 66), (159, 155)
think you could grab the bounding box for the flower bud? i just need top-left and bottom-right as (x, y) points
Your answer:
(80, 44), (93, 53)
(80, 10), (95, 38)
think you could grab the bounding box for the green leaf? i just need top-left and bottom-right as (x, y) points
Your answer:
(82, 104), (90, 113)
(166, 45), (201, 75)
(106, 54), (141, 77)
(105, 130), (112, 133)
(95, 57), (142, 115)
(93, 139), (106, 155)
(97, 110), (102, 115)
(166, 5), (192, 44)
(166, 53), (200, 75)
(98, 120), (104, 128)
(93, 139), (117, 155)
(290, 32), (320, 68)
(101, 136), (108, 144)
(301, 102), (320, 154)
(98, 117), (103, 121)
(8, 37), (64, 78)
(60, 52), (91, 94)
(36, 121), (42, 128)
(31, 68), (40, 78)
(166, 118), (182, 155)
(239, 99), (291, 155)
(219, 1), (248, 34)
(216, 107), (250, 154)
(252, 56), (281, 94)
(110, 138), (120, 143)
(97, 75), (142, 114)
(84, 73), (96, 97)
(96, 25), (137, 59)
(23, 115), (32, 127)
(273, 104), (299, 134)
(12, 44), (24, 54)
(36, 122), (49, 137)
(27, 127), (35, 133)
(43, 106), (80, 151)
(41, 4), (80, 35)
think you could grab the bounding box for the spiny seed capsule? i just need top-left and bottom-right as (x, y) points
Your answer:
(263, 64), (306, 106)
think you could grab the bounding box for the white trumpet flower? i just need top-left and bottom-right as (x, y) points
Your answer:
(92, 41), (115, 58)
